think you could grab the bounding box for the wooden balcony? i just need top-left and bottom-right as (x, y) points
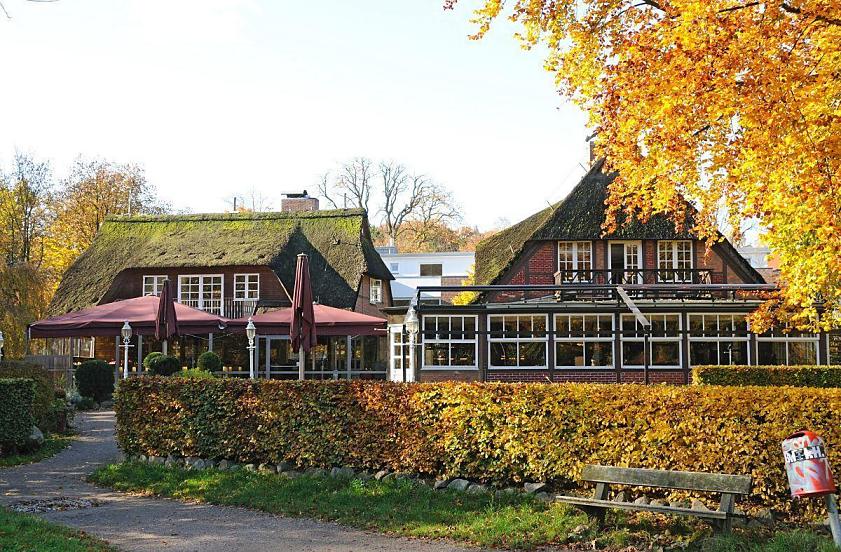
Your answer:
(178, 298), (258, 318)
(555, 269), (718, 286)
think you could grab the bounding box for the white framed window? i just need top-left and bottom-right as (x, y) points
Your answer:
(370, 278), (383, 304)
(557, 241), (593, 282)
(555, 314), (614, 369)
(389, 325), (411, 381)
(757, 325), (819, 365)
(422, 315), (477, 369)
(688, 313), (750, 366)
(621, 313), (682, 368)
(234, 273), (260, 301)
(488, 314), (548, 368)
(657, 240), (693, 282)
(178, 274), (223, 314)
(142, 275), (168, 296)
(390, 262), (399, 274)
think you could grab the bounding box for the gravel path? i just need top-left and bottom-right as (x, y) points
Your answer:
(0, 411), (488, 552)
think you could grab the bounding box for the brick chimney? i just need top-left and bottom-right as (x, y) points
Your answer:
(281, 190), (319, 213)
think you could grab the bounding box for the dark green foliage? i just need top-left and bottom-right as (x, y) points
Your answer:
(145, 354), (180, 376)
(142, 352), (164, 372)
(197, 351), (221, 372)
(0, 360), (55, 432)
(693, 365), (841, 387)
(0, 378), (35, 454)
(75, 360), (114, 402)
(76, 396), (97, 411)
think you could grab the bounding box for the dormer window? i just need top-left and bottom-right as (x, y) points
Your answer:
(557, 241), (592, 282)
(142, 275), (167, 296)
(657, 240), (693, 282)
(370, 278), (383, 304)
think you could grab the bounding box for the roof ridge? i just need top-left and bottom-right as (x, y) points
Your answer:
(105, 208), (367, 223)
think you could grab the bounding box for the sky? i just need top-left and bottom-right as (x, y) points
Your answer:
(0, 0), (590, 230)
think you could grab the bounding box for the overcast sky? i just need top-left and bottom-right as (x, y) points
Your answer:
(0, 0), (590, 230)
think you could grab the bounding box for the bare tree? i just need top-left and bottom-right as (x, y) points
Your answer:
(402, 181), (461, 247)
(317, 157), (375, 211)
(223, 187), (272, 213)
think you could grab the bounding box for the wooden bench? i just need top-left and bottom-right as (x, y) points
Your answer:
(555, 465), (752, 533)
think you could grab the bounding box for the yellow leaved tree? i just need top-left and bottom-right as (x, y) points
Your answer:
(449, 0), (840, 330)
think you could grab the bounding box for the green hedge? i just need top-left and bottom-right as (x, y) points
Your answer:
(0, 360), (56, 431)
(693, 365), (841, 387)
(143, 353), (180, 376)
(0, 378), (35, 454)
(76, 360), (114, 402)
(197, 351), (221, 372)
(116, 378), (841, 521)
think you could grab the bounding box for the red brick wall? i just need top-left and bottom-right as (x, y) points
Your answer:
(440, 369), (686, 384)
(354, 275), (390, 317)
(486, 370), (552, 383)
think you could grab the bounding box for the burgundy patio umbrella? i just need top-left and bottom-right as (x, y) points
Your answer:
(290, 253), (317, 380)
(28, 296), (228, 338)
(155, 279), (179, 348)
(228, 304), (386, 336)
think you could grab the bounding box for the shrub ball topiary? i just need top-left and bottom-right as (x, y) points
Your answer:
(147, 355), (181, 376)
(75, 360), (114, 403)
(197, 351), (222, 372)
(142, 352), (165, 373)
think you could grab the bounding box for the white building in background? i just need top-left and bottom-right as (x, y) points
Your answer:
(376, 247), (474, 306)
(736, 245), (772, 268)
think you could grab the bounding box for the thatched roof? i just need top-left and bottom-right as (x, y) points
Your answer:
(49, 209), (392, 315)
(475, 159), (763, 286)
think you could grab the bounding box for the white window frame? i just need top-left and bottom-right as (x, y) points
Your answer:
(554, 314), (615, 369)
(370, 278), (383, 304)
(390, 262), (400, 274)
(557, 241), (593, 281)
(756, 325), (820, 365)
(388, 325), (411, 381)
(607, 241), (642, 284)
(178, 274), (224, 314)
(487, 314), (548, 369)
(657, 240), (693, 282)
(688, 313), (751, 366)
(233, 273), (260, 301)
(621, 313), (683, 369)
(422, 314), (478, 370)
(142, 275), (168, 296)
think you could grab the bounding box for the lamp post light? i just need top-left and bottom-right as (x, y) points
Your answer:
(246, 317), (256, 379)
(121, 321), (133, 379)
(404, 303), (420, 383)
(0, 330), (5, 364)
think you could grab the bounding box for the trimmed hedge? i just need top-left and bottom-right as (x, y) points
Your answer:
(76, 360), (114, 402)
(0, 378), (35, 453)
(0, 360), (55, 430)
(144, 353), (180, 376)
(693, 365), (841, 387)
(197, 351), (221, 372)
(116, 378), (841, 521)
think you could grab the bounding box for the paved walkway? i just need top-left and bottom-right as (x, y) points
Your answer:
(0, 411), (486, 552)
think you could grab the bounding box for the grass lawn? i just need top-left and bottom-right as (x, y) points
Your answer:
(0, 507), (115, 552)
(0, 435), (74, 468)
(90, 462), (836, 551)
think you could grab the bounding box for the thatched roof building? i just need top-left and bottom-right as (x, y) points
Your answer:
(49, 208), (392, 315)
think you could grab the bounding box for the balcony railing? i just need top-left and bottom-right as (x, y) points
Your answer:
(178, 298), (258, 318)
(555, 269), (717, 286)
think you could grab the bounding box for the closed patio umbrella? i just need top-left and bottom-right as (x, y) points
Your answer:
(155, 279), (179, 352)
(290, 253), (317, 380)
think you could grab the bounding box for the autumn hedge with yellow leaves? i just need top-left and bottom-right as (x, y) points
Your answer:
(116, 378), (841, 520)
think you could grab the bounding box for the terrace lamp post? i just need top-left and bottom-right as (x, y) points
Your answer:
(121, 321), (133, 379)
(246, 317), (256, 379)
(404, 304), (420, 383)
(0, 330), (4, 364)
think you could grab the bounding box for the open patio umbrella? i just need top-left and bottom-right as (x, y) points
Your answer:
(155, 279), (179, 348)
(28, 296), (228, 338)
(228, 304), (386, 336)
(290, 253), (317, 380)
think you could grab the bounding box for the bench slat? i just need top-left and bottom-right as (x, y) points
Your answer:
(554, 495), (735, 520)
(581, 465), (751, 495)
